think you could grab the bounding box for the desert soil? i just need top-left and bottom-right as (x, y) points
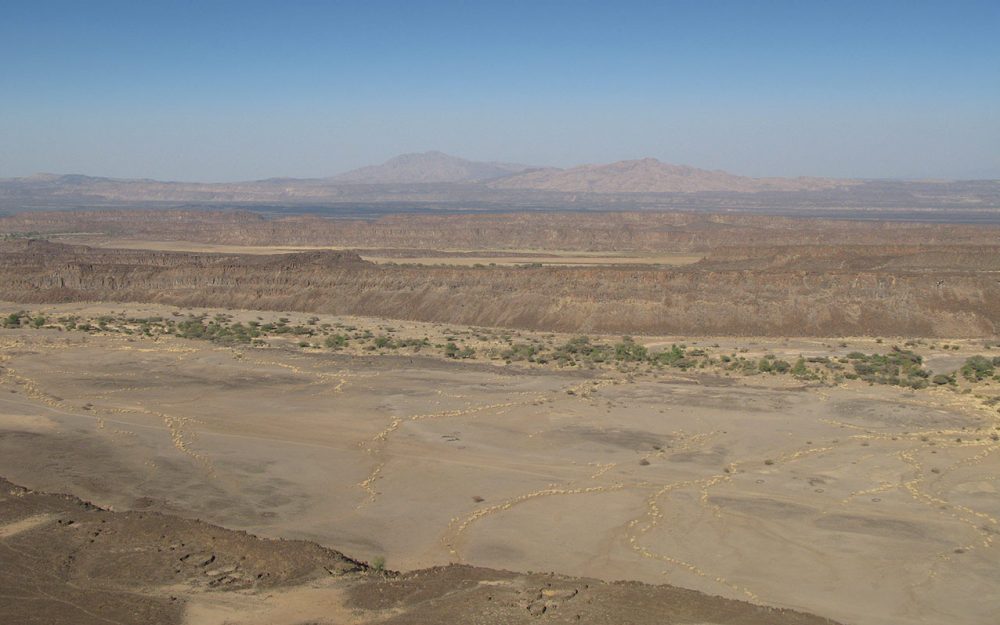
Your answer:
(1, 303), (999, 625)
(0, 477), (841, 625)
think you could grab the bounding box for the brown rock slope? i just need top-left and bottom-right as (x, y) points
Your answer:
(0, 477), (364, 625)
(1, 239), (998, 337)
(0, 477), (841, 625)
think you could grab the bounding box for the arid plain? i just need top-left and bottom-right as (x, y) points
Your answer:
(1, 302), (999, 625)
(2, 208), (1000, 625)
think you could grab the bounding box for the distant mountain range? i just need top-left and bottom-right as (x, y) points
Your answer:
(332, 152), (850, 192)
(490, 157), (849, 193)
(1, 152), (998, 212)
(331, 151), (534, 184)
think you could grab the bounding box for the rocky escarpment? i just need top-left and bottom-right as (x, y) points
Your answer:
(697, 244), (1000, 272)
(1, 240), (998, 337)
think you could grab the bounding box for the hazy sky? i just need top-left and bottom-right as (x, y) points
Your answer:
(2, 1), (998, 181)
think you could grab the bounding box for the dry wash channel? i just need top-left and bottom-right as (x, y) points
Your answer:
(0, 306), (998, 625)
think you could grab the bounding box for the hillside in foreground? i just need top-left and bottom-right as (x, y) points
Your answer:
(0, 477), (839, 625)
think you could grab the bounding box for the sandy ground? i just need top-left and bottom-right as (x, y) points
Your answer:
(1, 477), (837, 625)
(1, 306), (998, 625)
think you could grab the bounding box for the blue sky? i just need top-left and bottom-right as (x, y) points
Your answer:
(1, 1), (998, 181)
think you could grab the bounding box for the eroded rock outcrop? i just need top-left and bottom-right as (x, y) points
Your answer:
(1, 240), (997, 337)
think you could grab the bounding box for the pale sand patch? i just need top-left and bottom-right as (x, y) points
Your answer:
(0, 513), (55, 539)
(50, 236), (704, 266)
(184, 580), (364, 625)
(0, 412), (58, 433)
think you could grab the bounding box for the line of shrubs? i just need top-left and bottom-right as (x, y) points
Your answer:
(10, 310), (1000, 392)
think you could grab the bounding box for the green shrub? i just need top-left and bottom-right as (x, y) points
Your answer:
(771, 360), (791, 374)
(844, 349), (926, 387)
(502, 342), (538, 361)
(614, 336), (648, 362)
(444, 342), (475, 359)
(961, 356), (994, 382)
(324, 334), (348, 348)
(3, 312), (24, 328)
(791, 357), (809, 377)
(653, 344), (687, 366)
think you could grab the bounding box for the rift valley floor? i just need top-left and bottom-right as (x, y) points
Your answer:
(1, 303), (999, 625)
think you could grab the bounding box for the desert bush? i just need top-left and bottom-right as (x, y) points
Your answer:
(444, 342), (475, 359)
(961, 356), (994, 381)
(844, 348), (926, 387)
(3, 312), (25, 328)
(324, 334), (348, 348)
(791, 357), (809, 377)
(771, 359), (791, 374)
(652, 344), (687, 367)
(614, 336), (648, 362)
(501, 342), (539, 361)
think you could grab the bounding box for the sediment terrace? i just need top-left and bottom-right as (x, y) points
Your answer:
(0, 238), (998, 336)
(4, 209), (1000, 250)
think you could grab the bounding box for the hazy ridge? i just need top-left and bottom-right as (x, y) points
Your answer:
(3, 152), (998, 212)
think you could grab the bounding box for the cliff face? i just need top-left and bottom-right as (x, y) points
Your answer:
(3, 210), (1000, 252)
(697, 245), (1000, 271)
(2, 240), (997, 337)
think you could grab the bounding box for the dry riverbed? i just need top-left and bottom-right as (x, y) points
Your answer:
(1, 302), (999, 625)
